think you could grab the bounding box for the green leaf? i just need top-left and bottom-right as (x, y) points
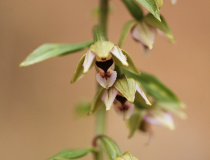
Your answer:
(136, 0), (160, 21)
(20, 41), (93, 67)
(122, 0), (144, 21)
(99, 136), (122, 160)
(156, 101), (187, 119)
(128, 112), (143, 138)
(113, 50), (140, 75)
(114, 75), (137, 102)
(118, 20), (137, 47)
(123, 69), (182, 104)
(75, 100), (91, 116)
(89, 87), (105, 115)
(144, 14), (174, 41)
(47, 148), (95, 160)
(155, 0), (163, 9)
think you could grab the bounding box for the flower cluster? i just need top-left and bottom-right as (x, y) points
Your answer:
(72, 38), (151, 119)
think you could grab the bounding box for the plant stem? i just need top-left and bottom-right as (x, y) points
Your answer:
(94, 0), (109, 160)
(96, 106), (106, 135)
(99, 0), (108, 34)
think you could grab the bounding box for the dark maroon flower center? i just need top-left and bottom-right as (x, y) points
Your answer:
(96, 59), (113, 73)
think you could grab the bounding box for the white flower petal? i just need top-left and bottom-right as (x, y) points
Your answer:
(114, 101), (134, 120)
(144, 111), (175, 130)
(136, 84), (151, 105)
(83, 50), (95, 73)
(96, 71), (117, 89)
(101, 87), (118, 110)
(131, 22), (156, 51)
(111, 46), (128, 66)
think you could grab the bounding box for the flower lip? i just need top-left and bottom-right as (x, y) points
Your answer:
(96, 58), (114, 73)
(116, 95), (127, 104)
(117, 104), (129, 112)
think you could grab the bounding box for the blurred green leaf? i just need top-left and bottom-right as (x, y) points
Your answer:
(136, 0), (160, 21)
(91, 5), (113, 18)
(123, 69), (182, 104)
(99, 136), (122, 160)
(20, 41), (93, 66)
(122, 0), (144, 21)
(156, 101), (187, 119)
(144, 14), (174, 41)
(47, 148), (95, 160)
(128, 112), (143, 138)
(75, 100), (91, 116)
(89, 87), (105, 115)
(118, 20), (137, 47)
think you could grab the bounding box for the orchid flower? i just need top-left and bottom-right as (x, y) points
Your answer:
(143, 109), (175, 130)
(131, 21), (156, 54)
(119, 14), (174, 54)
(101, 75), (151, 119)
(72, 40), (140, 89)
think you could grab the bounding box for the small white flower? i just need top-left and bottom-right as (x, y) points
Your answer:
(144, 109), (175, 130)
(131, 22), (156, 54)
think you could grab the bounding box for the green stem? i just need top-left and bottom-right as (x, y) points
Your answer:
(96, 106), (106, 135)
(94, 0), (109, 160)
(99, 0), (108, 34)
(94, 107), (106, 160)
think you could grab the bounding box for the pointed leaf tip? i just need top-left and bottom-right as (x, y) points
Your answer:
(136, 0), (160, 21)
(20, 41), (93, 67)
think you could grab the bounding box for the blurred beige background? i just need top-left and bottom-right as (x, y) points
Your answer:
(0, 0), (210, 160)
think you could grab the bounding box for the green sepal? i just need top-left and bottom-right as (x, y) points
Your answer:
(144, 14), (174, 42)
(118, 20), (137, 47)
(123, 69), (182, 104)
(134, 98), (148, 110)
(136, 0), (160, 21)
(128, 112), (143, 138)
(122, 0), (144, 21)
(98, 135), (122, 160)
(89, 87), (105, 115)
(135, 83), (151, 106)
(47, 148), (95, 160)
(113, 50), (140, 75)
(93, 25), (108, 42)
(71, 54), (94, 83)
(20, 41), (93, 67)
(114, 75), (137, 102)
